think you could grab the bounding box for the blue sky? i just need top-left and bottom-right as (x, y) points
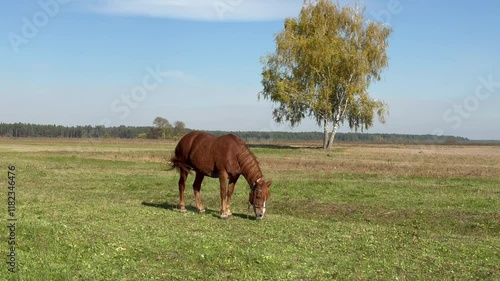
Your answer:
(1, 0), (499, 139)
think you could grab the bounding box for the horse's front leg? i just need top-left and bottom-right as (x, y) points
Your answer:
(226, 174), (240, 217)
(218, 172), (229, 219)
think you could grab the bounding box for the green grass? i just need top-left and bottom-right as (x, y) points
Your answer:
(1, 139), (499, 280)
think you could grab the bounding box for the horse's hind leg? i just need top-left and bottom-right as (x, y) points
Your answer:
(178, 169), (188, 213)
(193, 172), (205, 213)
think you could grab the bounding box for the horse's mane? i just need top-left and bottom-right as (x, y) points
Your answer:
(235, 142), (262, 185)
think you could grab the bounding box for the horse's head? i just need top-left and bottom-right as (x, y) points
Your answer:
(249, 178), (271, 220)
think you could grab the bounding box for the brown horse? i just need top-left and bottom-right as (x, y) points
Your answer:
(169, 131), (271, 219)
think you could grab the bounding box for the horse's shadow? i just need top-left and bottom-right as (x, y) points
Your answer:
(141, 201), (256, 220)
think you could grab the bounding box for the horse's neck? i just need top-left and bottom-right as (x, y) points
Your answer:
(242, 168), (261, 186)
(238, 149), (262, 186)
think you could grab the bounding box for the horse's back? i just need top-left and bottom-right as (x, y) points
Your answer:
(173, 131), (244, 176)
(219, 133), (250, 151)
(176, 132), (242, 153)
(175, 131), (213, 155)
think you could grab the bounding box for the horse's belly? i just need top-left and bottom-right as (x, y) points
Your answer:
(194, 167), (219, 178)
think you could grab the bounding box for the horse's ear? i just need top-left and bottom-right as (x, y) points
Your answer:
(266, 181), (272, 187)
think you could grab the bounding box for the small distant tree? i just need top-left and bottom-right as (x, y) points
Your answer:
(153, 117), (173, 139)
(259, 0), (391, 149)
(173, 121), (186, 138)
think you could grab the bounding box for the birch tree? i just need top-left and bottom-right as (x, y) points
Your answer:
(259, 0), (390, 149)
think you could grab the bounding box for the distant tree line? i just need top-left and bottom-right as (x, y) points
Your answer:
(0, 117), (187, 140)
(0, 122), (471, 143)
(201, 131), (471, 144)
(0, 123), (151, 138)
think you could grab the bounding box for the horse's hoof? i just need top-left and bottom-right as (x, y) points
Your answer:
(198, 209), (206, 214)
(180, 208), (187, 213)
(220, 214), (229, 219)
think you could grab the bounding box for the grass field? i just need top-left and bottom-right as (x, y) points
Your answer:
(1, 138), (499, 280)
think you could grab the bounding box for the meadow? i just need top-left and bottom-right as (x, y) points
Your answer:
(1, 137), (499, 280)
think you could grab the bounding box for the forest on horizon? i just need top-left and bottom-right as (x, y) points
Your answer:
(0, 122), (492, 144)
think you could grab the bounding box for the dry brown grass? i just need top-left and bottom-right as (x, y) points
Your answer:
(0, 137), (176, 163)
(258, 143), (500, 179)
(2, 137), (500, 178)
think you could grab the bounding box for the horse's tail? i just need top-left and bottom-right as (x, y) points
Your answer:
(168, 156), (193, 175)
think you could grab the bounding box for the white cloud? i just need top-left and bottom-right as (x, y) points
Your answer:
(85, 0), (305, 21)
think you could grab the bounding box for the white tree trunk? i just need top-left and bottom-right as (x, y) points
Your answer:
(323, 119), (329, 149)
(326, 107), (343, 149)
(326, 120), (339, 149)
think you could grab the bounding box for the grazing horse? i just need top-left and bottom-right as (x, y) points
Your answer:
(169, 131), (271, 219)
